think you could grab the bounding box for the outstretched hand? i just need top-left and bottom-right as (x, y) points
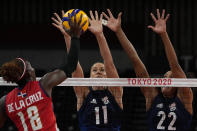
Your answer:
(67, 12), (88, 38)
(52, 11), (87, 38)
(51, 11), (70, 37)
(102, 9), (122, 32)
(148, 9), (170, 34)
(88, 10), (103, 35)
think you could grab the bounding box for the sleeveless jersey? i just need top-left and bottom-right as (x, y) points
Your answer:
(78, 87), (122, 131)
(147, 93), (192, 131)
(5, 81), (59, 131)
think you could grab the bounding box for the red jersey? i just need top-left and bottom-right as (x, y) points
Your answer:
(5, 81), (59, 131)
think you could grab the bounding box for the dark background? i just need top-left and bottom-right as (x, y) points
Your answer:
(0, 0), (197, 130)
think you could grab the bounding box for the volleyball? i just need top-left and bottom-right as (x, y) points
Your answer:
(62, 9), (89, 32)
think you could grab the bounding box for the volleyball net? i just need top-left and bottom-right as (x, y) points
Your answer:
(0, 77), (197, 87)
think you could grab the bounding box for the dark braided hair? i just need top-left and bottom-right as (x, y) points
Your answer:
(0, 59), (24, 83)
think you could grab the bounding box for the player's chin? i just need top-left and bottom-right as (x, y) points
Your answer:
(98, 87), (106, 90)
(161, 87), (176, 96)
(96, 75), (105, 78)
(161, 86), (169, 92)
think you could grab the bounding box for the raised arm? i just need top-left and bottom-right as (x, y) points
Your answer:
(51, 11), (84, 78)
(148, 9), (193, 109)
(51, 11), (87, 109)
(88, 11), (118, 77)
(51, 11), (71, 50)
(88, 10), (122, 103)
(148, 9), (183, 76)
(102, 9), (158, 100)
(40, 13), (87, 97)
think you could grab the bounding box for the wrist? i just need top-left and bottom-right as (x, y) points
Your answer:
(159, 31), (168, 37)
(94, 32), (104, 37)
(114, 26), (122, 33)
(115, 27), (123, 35)
(69, 30), (81, 38)
(71, 34), (80, 38)
(71, 37), (80, 40)
(64, 34), (71, 39)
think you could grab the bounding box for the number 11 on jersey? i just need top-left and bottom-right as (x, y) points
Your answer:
(95, 106), (108, 125)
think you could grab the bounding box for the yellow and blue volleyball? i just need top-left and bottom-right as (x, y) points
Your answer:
(62, 9), (89, 32)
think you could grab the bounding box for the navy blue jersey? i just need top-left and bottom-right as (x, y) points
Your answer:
(78, 87), (122, 131)
(147, 93), (192, 131)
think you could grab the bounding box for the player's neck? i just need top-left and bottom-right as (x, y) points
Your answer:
(92, 86), (106, 91)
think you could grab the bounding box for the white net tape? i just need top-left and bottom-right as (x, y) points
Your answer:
(0, 77), (197, 87)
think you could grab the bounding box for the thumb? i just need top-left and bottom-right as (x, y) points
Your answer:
(61, 10), (65, 18)
(117, 12), (122, 22)
(118, 12), (122, 19)
(147, 25), (154, 30)
(87, 26), (92, 31)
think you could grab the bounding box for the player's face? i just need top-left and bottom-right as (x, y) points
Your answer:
(26, 61), (36, 80)
(161, 71), (177, 97)
(90, 63), (106, 78)
(90, 63), (107, 90)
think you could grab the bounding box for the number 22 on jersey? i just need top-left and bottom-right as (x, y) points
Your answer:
(157, 111), (176, 130)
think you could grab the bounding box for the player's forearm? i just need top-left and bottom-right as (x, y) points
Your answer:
(64, 35), (71, 52)
(116, 28), (142, 66)
(72, 62), (84, 78)
(160, 31), (193, 113)
(64, 35), (83, 77)
(116, 28), (149, 79)
(160, 32), (179, 69)
(95, 32), (119, 77)
(95, 32), (114, 63)
(61, 37), (80, 76)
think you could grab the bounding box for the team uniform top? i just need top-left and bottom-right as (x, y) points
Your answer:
(78, 87), (122, 131)
(5, 81), (59, 131)
(147, 93), (192, 131)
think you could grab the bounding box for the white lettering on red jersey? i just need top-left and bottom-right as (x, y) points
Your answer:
(5, 81), (58, 131)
